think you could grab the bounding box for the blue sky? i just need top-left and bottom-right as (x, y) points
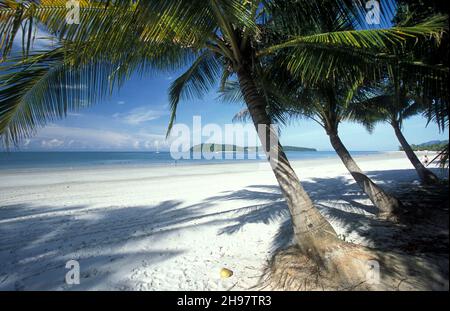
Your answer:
(5, 1), (449, 152)
(14, 69), (448, 152)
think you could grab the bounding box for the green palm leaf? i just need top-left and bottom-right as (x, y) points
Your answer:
(167, 50), (224, 135)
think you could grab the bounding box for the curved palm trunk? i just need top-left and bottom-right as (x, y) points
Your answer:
(236, 68), (340, 254)
(327, 131), (402, 218)
(392, 122), (439, 185)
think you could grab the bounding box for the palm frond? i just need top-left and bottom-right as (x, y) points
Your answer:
(0, 35), (193, 147)
(0, 47), (107, 147)
(262, 15), (447, 55)
(218, 80), (243, 104)
(259, 15), (448, 85)
(0, 0), (120, 59)
(232, 107), (250, 123)
(167, 50), (224, 136)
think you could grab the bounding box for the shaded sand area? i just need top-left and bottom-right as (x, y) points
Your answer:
(0, 152), (448, 290)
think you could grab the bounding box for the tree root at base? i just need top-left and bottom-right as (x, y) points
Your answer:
(257, 243), (378, 290)
(257, 243), (449, 291)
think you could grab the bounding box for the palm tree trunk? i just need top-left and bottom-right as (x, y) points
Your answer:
(236, 67), (340, 254)
(327, 131), (402, 218)
(392, 121), (439, 185)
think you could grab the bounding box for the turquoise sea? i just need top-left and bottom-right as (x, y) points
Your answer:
(0, 151), (381, 170)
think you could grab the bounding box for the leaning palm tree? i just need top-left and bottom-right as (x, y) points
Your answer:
(393, 0), (449, 179)
(291, 81), (406, 219)
(0, 0), (447, 284)
(228, 74), (404, 219)
(356, 80), (442, 185)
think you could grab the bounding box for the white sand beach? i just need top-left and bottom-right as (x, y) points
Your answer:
(0, 151), (447, 290)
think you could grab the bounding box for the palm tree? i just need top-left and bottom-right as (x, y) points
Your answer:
(229, 75), (404, 219)
(294, 81), (404, 219)
(356, 79), (441, 185)
(394, 0), (449, 174)
(0, 0), (446, 266)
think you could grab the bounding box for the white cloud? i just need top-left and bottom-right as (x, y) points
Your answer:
(41, 138), (65, 148)
(115, 106), (168, 125)
(117, 101), (126, 105)
(40, 125), (132, 148)
(20, 125), (170, 151)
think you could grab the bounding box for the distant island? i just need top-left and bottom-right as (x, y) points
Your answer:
(400, 140), (448, 151)
(190, 144), (316, 152)
(283, 145), (317, 152)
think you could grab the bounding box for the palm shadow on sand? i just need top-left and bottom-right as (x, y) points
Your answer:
(0, 168), (447, 290)
(203, 167), (449, 290)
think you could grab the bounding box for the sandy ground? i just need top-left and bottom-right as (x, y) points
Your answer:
(0, 151), (447, 290)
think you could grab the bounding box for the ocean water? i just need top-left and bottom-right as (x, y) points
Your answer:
(0, 151), (382, 171)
